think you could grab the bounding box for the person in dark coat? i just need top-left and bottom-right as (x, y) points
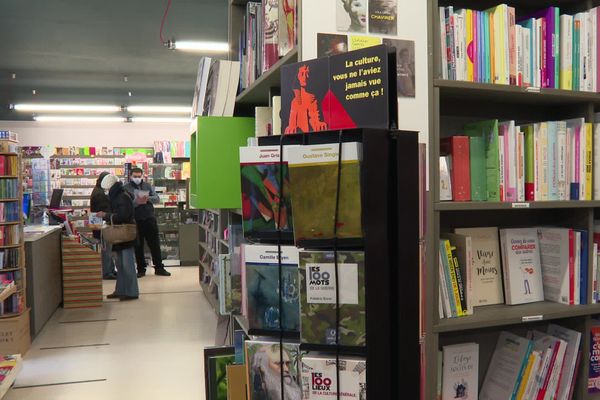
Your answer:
(90, 171), (116, 279)
(97, 175), (139, 300)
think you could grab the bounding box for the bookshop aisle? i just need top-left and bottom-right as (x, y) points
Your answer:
(4, 267), (217, 400)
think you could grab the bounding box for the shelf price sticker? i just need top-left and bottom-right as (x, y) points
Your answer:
(525, 86), (541, 93)
(522, 315), (543, 322)
(511, 202), (530, 209)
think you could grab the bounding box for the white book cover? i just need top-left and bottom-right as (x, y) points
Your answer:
(454, 227), (504, 306)
(538, 227), (572, 304)
(272, 96), (282, 135)
(440, 156), (453, 201)
(254, 106), (273, 137)
(560, 15), (574, 90)
(580, 122), (588, 200)
(587, 11), (595, 91)
(519, 350), (542, 399)
(480, 331), (532, 400)
(579, 13), (588, 91)
(500, 121), (517, 202)
(592, 10), (597, 92)
(500, 228), (545, 305)
(301, 356), (366, 399)
(457, 9), (467, 81)
(517, 130), (525, 201)
(442, 233), (473, 315)
(440, 7), (448, 80)
(453, 11), (463, 81)
(287, 142), (361, 166)
(442, 343), (478, 400)
(594, 123), (600, 200)
(539, 122), (549, 201)
(556, 121), (568, 200)
(523, 27), (531, 87)
(534, 123), (542, 200)
(438, 286), (445, 318)
(547, 324), (582, 400)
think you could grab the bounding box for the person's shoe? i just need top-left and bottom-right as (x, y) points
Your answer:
(120, 295), (138, 301)
(137, 270), (146, 278)
(107, 292), (121, 299)
(155, 268), (171, 277)
(103, 274), (117, 280)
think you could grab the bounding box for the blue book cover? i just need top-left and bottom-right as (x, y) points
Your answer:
(477, 11), (484, 82)
(579, 230), (589, 305)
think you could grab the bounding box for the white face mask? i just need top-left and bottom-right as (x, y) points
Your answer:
(131, 177), (142, 185)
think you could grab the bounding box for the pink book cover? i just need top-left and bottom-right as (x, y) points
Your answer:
(569, 229), (575, 304)
(575, 125), (581, 188)
(509, 7), (517, 85)
(473, 11), (478, 82)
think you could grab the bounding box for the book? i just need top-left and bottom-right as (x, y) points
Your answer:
(442, 233), (473, 316)
(300, 355), (366, 399)
(528, 330), (568, 399)
(547, 323), (582, 400)
(442, 343), (478, 399)
(203, 59), (241, 117)
(262, 0), (279, 73)
(278, 0), (296, 57)
(499, 228), (545, 305)
(298, 250), (365, 346)
(239, 145), (295, 240)
(538, 227), (573, 305)
(469, 135), (487, 201)
(480, 331), (533, 400)
(440, 136), (470, 201)
(245, 340), (303, 400)
(464, 119), (500, 201)
(243, 244), (300, 332)
(590, 326), (600, 393)
(288, 142), (362, 242)
(454, 227), (504, 306)
(255, 107), (273, 137)
(441, 239), (465, 316)
(440, 156), (453, 201)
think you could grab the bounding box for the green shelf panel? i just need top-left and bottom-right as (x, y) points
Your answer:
(190, 117), (254, 209)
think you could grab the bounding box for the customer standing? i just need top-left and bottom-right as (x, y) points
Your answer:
(97, 174), (139, 300)
(90, 171), (116, 280)
(124, 168), (171, 277)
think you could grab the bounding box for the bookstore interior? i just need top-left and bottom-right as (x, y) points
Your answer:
(6, 0), (600, 399)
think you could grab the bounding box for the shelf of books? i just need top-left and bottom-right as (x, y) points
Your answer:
(0, 354), (22, 399)
(204, 128), (419, 399)
(428, 1), (600, 399)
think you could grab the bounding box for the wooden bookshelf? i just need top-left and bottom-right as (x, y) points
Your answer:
(426, 1), (600, 399)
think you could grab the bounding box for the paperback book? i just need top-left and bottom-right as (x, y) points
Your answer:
(288, 142), (362, 242)
(243, 244), (300, 332)
(239, 145), (295, 241)
(442, 343), (478, 400)
(299, 250), (365, 346)
(245, 340), (303, 400)
(300, 355), (366, 400)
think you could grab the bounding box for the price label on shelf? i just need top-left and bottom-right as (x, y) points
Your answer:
(511, 203), (530, 209)
(522, 315), (543, 322)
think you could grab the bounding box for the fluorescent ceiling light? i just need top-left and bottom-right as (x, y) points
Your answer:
(34, 116), (126, 122)
(15, 104), (121, 113)
(127, 105), (191, 114)
(130, 117), (190, 123)
(171, 41), (229, 52)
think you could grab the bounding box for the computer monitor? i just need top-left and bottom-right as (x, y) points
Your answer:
(48, 189), (64, 210)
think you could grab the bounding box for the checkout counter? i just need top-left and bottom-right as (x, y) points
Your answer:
(24, 225), (63, 338)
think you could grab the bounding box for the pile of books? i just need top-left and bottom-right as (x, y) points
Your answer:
(440, 4), (600, 91)
(0, 226), (20, 247)
(0, 156), (18, 177)
(441, 326), (581, 399)
(440, 226), (600, 320)
(440, 117), (598, 202)
(0, 203), (20, 223)
(0, 180), (18, 200)
(238, 0), (298, 90)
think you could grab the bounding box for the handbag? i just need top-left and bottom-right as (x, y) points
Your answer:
(101, 215), (137, 245)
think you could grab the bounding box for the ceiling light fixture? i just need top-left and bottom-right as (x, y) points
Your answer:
(127, 105), (191, 114)
(166, 40), (229, 53)
(130, 117), (190, 123)
(34, 116), (126, 122)
(14, 104), (121, 113)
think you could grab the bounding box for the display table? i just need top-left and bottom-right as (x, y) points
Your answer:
(24, 225), (63, 339)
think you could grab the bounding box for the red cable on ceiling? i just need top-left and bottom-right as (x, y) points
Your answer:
(159, 0), (173, 44)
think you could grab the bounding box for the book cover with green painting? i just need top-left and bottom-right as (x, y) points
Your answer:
(288, 142), (362, 242)
(464, 119), (500, 201)
(299, 250), (365, 347)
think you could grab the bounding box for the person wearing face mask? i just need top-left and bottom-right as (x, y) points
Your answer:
(124, 168), (171, 277)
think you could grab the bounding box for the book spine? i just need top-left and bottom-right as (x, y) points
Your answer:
(575, 231), (582, 305)
(580, 230), (589, 305)
(469, 136), (487, 201)
(569, 229), (575, 304)
(536, 342), (559, 400)
(511, 342), (533, 399)
(466, 9), (474, 82)
(499, 133), (505, 201)
(509, 6), (517, 85)
(572, 124), (581, 200)
(557, 122), (568, 200)
(516, 352), (537, 399)
(541, 18), (548, 88)
(440, 7), (448, 79)
(438, 252), (452, 318)
(450, 246), (467, 316)
(540, 123), (549, 200)
(594, 243), (598, 303)
(585, 123), (593, 200)
(574, 17), (581, 91)
(439, 242), (457, 317)
(448, 8), (456, 80)
(596, 123), (600, 200)
(517, 130), (525, 201)
(507, 124), (517, 201)
(548, 122), (559, 200)
(486, 11), (493, 83)
(560, 15), (573, 90)
(450, 137), (471, 201)
(525, 126), (535, 201)
(444, 240), (464, 316)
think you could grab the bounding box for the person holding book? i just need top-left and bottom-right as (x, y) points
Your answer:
(90, 171), (116, 280)
(96, 174), (139, 301)
(124, 168), (171, 277)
